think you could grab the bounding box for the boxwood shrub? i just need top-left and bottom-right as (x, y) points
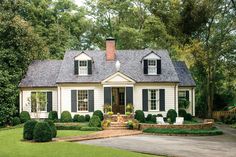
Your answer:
(80, 127), (102, 131)
(93, 110), (103, 121)
(185, 113), (193, 121)
(48, 111), (58, 121)
(45, 120), (57, 138)
(151, 115), (157, 123)
(73, 114), (80, 122)
(134, 110), (145, 123)
(146, 114), (152, 121)
(89, 115), (101, 127)
(178, 109), (187, 118)
(166, 109), (177, 124)
(56, 125), (81, 130)
(78, 115), (85, 122)
(60, 111), (72, 122)
(33, 122), (52, 142)
(23, 120), (38, 140)
(20, 111), (31, 123)
(12, 117), (21, 126)
(85, 114), (90, 122)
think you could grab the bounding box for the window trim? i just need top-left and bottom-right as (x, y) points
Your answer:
(147, 59), (157, 75)
(31, 91), (48, 113)
(77, 90), (89, 111)
(148, 89), (160, 111)
(178, 91), (188, 101)
(78, 60), (88, 76)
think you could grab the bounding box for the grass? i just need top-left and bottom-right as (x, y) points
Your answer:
(143, 127), (223, 135)
(57, 130), (95, 138)
(0, 128), (156, 157)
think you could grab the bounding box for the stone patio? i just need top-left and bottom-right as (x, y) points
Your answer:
(55, 130), (142, 142)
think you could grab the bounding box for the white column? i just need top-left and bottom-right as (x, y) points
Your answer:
(193, 87), (195, 116)
(57, 86), (61, 119)
(19, 90), (22, 113)
(175, 84), (179, 115)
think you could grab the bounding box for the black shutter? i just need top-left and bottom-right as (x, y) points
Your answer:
(126, 87), (133, 104)
(104, 87), (111, 105)
(143, 59), (148, 74)
(74, 60), (78, 75)
(71, 90), (77, 112)
(31, 92), (36, 112)
(47, 92), (52, 112)
(88, 60), (92, 74)
(142, 89), (148, 111)
(186, 91), (189, 101)
(157, 59), (161, 74)
(88, 90), (94, 112)
(159, 89), (165, 111)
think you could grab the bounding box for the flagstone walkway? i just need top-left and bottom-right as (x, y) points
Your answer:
(55, 130), (142, 142)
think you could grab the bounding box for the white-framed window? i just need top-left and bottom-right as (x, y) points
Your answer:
(148, 59), (157, 75)
(77, 90), (88, 111)
(148, 89), (159, 111)
(79, 60), (88, 75)
(31, 92), (47, 112)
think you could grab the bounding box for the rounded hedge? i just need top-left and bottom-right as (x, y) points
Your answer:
(179, 109), (187, 118)
(166, 109), (177, 124)
(12, 117), (21, 126)
(20, 111), (31, 123)
(151, 115), (157, 123)
(78, 115), (85, 122)
(185, 113), (193, 121)
(33, 122), (52, 142)
(157, 114), (163, 117)
(85, 114), (90, 122)
(89, 115), (101, 127)
(45, 120), (57, 138)
(48, 111), (58, 121)
(73, 114), (80, 122)
(93, 110), (103, 121)
(134, 110), (145, 123)
(61, 111), (72, 122)
(23, 120), (38, 140)
(146, 114), (152, 121)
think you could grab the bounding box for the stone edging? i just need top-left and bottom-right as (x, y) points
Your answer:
(140, 122), (214, 130)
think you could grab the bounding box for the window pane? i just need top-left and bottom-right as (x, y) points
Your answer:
(79, 61), (88, 75)
(148, 89), (159, 111)
(37, 92), (47, 111)
(78, 90), (88, 111)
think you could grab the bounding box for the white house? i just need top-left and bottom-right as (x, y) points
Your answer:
(19, 38), (196, 118)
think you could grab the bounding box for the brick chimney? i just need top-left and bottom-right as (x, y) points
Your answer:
(106, 37), (116, 61)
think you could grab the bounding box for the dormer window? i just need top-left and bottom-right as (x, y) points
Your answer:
(79, 60), (88, 75)
(142, 51), (161, 75)
(148, 59), (157, 75)
(74, 52), (92, 75)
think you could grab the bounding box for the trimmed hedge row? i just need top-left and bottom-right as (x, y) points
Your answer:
(56, 125), (82, 130)
(80, 127), (102, 131)
(143, 127), (223, 136)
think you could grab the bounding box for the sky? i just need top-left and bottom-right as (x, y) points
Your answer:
(74, 0), (85, 6)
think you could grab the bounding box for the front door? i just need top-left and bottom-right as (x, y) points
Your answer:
(112, 87), (125, 114)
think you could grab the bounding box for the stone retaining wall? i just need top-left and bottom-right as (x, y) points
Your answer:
(140, 122), (213, 130)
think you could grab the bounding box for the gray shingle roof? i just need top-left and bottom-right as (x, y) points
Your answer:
(19, 60), (62, 87)
(56, 49), (180, 83)
(173, 61), (196, 87)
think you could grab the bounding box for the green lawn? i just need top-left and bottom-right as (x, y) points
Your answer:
(57, 130), (95, 137)
(0, 128), (156, 157)
(231, 124), (236, 129)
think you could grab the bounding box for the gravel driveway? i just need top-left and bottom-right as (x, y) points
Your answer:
(79, 125), (236, 157)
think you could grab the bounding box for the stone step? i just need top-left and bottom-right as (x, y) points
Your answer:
(110, 122), (127, 127)
(105, 126), (128, 130)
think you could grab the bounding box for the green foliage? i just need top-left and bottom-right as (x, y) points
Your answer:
(179, 99), (190, 109)
(23, 120), (38, 140)
(134, 110), (145, 123)
(33, 122), (52, 142)
(104, 104), (112, 113)
(85, 114), (90, 122)
(126, 103), (134, 113)
(48, 111), (58, 121)
(45, 120), (57, 138)
(184, 113), (193, 121)
(93, 110), (103, 121)
(127, 119), (139, 130)
(73, 114), (80, 122)
(146, 114), (152, 121)
(157, 114), (163, 117)
(77, 115), (86, 122)
(89, 115), (101, 127)
(60, 111), (72, 122)
(178, 109), (187, 118)
(143, 127), (223, 136)
(151, 115), (157, 123)
(166, 109), (177, 124)
(80, 127), (102, 131)
(101, 119), (111, 128)
(56, 125), (81, 130)
(12, 117), (21, 126)
(20, 111), (31, 123)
